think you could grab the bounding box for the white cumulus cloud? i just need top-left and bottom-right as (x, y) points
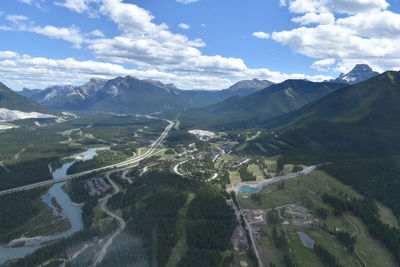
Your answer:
(55, 0), (89, 13)
(178, 23), (190, 30)
(272, 0), (400, 73)
(252, 31), (270, 39)
(88, 29), (105, 37)
(0, 0), (335, 90)
(32, 25), (84, 48)
(287, 0), (389, 15)
(292, 12), (334, 25)
(0, 50), (332, 91)
(311, 58), (335, 71)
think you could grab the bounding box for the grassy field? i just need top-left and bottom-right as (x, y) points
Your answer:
(246, 131), (261, 141)
(166, 193), (195, 267)
(247, 164), (265, 181)
(257, 227), (285, 266)
(282, 164), (294, 174)
(229, 170), (242, 184)
(347, 214), (397, 266)
(237, 171), (398, 267)
(264, 155), (279, 173)
(378, 203), (399, 228)
(232, 252), (256, 267)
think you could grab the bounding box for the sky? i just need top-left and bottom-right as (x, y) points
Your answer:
(0, 0), (399, 90)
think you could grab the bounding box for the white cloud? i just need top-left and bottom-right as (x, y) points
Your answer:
(292, 12), (334, 25)
(336, 11), (400, 38)
(89, 29), (105, 37)
(287, 0), (389, 15)
(176, 0), (199, 4)
(55, 0), (89, 13)
(0, 51), (332, 91)
(0, 0), (335, 90)
(86, 0), (250, 75)
(252, 31), (270, 39)
(18, 0), (34, 4)
(279, 0), (287, 7)
(0, 15), (85, 48)
(178, 23), (190, 30)
(32, 25), (84, 48)
(5, 15), (29, 24)
(272, 0), (400, 73)
(18, 0), (44, 9)
(0, 51), (19, 59)
(311, 58), (335, 71)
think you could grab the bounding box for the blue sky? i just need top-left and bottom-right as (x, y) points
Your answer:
(0, 0), (399, 90)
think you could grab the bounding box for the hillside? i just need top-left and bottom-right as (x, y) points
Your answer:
(263, 71), (400, 156)
(0, 83), (52, 114)
(181, 80), (343, 129)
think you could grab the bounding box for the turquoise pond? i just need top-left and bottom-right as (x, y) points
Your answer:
(239, 186), (260, 193)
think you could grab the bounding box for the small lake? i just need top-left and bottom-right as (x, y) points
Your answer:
(297, 231), (315, 248)
(0, 147), (109, 265)
(239, 185), (260, 194)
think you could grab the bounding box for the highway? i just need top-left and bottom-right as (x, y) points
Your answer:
(0, 120), (175, 196)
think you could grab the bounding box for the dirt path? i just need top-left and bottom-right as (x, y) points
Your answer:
(92, 172), (126, 266)
(345, 214), (368, 267)
(233, 191), (264, 267)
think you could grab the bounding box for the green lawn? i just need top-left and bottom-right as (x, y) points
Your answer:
(378, 203), (399, 228)
(229, 170), (242, 184)
(246, 131), (261, 141)
(264, 155), (279, 173)
(248, 164), (265, 181)
(347, 215), (397, 267)
(237, 170), (398, 267)
(166, 193), (195, 267)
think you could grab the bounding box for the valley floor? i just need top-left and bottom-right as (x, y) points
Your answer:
(1, 117), (400, 267)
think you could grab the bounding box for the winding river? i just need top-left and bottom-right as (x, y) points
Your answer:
(0, 147), (109, 265)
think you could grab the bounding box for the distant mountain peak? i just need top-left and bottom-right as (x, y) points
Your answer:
(228, 79), (274, 91)
(332, 64), (379, 84)
(353, 64), (374, 72)
(144, 79), (179, 91)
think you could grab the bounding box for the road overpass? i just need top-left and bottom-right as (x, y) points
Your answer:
(0, 120), (175, 196)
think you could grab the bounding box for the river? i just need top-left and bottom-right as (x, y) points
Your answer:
(0, 147), (109, 265)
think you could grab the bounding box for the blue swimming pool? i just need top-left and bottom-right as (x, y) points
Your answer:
(239, 186), (260, 193)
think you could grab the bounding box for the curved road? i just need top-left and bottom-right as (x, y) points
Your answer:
(227, 165), (317, 193)
(345, 214), (368, 267)
(0, 119), (175, 197)
(92, 172), (126, 266)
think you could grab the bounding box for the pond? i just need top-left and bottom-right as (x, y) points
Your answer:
(239, 185), (260, 194)
(297, 231), (315, 248)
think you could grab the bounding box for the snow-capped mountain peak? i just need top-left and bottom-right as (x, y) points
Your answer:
(332, 64), (380, 85)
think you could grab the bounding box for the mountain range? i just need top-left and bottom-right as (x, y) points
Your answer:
(255, 71), (400, 157)
(19, 77), (274, 113)
(5, 63), (386, 131)
(180, 80), (345, 129)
